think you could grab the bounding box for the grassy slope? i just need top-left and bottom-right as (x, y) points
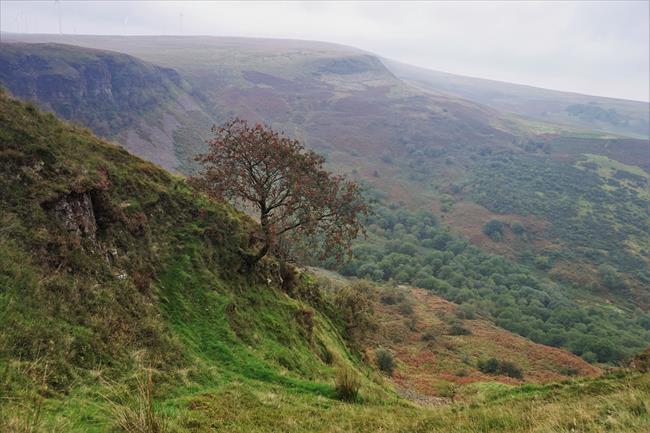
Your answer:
(308, 269), (602, 394)
(1, 90), (649, 432)
(0, 89), (380, 430)
(371, 288), (600, 389)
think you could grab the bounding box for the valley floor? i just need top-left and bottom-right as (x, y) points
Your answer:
(3, 371), (649, 433)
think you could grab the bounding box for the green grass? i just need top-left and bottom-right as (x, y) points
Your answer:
(1, 88), (649, 433)
(0, 88), (385, 430)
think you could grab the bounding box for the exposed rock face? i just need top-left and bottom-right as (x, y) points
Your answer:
(47, 192), (98, 249)
(0, 42), (212, 172)
(0, 43), (184, 137)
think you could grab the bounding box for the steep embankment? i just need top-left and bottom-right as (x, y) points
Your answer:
(0, 42), (211, 171)
(0, 89), (385, 430)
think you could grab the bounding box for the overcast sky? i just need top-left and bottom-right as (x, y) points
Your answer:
(1, 1), (648, 101)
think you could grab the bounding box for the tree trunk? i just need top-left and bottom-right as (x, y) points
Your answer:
(240, 209), (272, 270)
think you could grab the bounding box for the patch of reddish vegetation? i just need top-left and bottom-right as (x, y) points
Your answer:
(440, 200), (553, 260)
(365, 286), (601, 398)
(219, 88), (293, 124)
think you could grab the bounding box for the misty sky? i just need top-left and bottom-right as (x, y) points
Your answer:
(1, 1), (648, 102)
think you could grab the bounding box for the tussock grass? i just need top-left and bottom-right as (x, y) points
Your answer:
(335, 366), (361, 402)
(102, 369), (168, 433)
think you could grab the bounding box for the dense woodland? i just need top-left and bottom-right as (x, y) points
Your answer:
(471, 154), (650, 286)
(330, 199), (650, 363)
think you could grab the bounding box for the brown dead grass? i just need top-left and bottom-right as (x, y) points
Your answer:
(364, 286), (600, 398)
(440, 201), (553, 258)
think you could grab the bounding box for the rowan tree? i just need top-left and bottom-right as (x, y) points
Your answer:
(191, 119), (368, 266)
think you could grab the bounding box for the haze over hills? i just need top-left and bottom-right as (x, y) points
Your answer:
(384, 58), (650, 140)
(1, 34), (648, 361)
(0, 33), (521, 176)
(3, 35), (650, 300)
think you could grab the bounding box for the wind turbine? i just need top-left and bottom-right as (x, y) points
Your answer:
(54, 0), (62, 34)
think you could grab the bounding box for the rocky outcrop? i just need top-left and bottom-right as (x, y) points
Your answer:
(45, 191), (99, 251)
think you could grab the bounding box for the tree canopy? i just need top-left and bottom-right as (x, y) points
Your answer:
(191, 119), (368, 265)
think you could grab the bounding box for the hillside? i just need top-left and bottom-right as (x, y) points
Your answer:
(0, 42), (211, 171)
(0, 87), (373, 429)
(0, 35), (525, 175)
(337, 202), (649, 364)
(308, 270), (600, 394)
(2, 88), (649, 433)
(384, 58), (650, 139)
(1, 35), (648, 352)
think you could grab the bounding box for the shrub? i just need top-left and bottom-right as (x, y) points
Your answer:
(498, 360), (523, 379)
(560, 367), (579, 376)
(335, 367), (361, 402)
(478, 357), (499, 374)
(483, 220), (505, 241)
(599, 265), (627, 290)
(511, 221), (525, 235)
(448, 321), (471, 336)
(420, 329), (437, 342)
(379, 286), (406, 305)
(477, 357), (523, 379)
(397, 298), (415, 316)
(582, 351), (598, 363)
(456, 304), (476, 320)
(334, 285), (376, 341)
(375, 348), (395, 376)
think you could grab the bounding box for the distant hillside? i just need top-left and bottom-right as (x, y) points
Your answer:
(384, 59), (650, 139)
(0, 34), (521, 177)
(0, 42), (211, 171)
(338, 202), (649, 364)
